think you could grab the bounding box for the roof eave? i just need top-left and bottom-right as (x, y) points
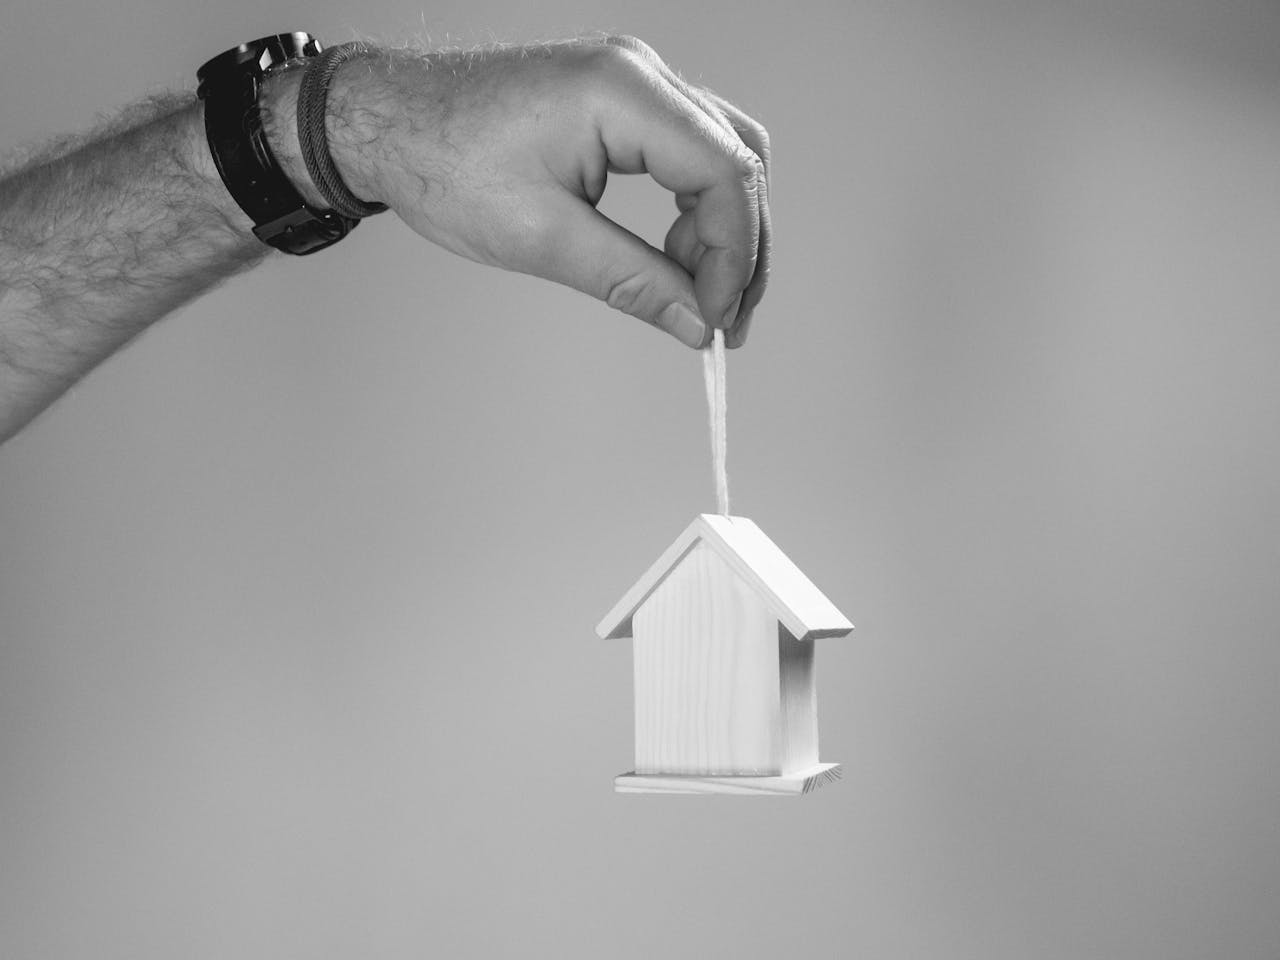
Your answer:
(595, 514), (853, 641)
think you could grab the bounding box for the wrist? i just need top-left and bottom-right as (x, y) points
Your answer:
(180, 100), (258, 237)
(260, 48), (388, 211)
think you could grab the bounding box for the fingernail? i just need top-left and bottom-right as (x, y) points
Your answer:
(662, 303), (709, 348)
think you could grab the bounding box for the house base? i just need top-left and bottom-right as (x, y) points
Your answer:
(614, 762), (841, 796)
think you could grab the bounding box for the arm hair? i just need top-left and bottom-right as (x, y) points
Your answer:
(0, 90), (270, 443)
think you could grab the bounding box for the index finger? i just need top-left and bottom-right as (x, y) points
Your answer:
(596, 38), (771, 346)
(591, 44), (762, 333)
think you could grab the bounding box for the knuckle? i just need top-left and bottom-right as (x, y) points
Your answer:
(729, 150), (762, 184)
(730, 109), (766, 142)
(725, 226), (761, 275)
(580, 35), (656, 88)
(749, 123), (771, 162)
(603, 34), (656, 59)
(604, 272), (656, 319)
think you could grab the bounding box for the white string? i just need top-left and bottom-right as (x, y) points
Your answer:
(701, 327), (730, 516)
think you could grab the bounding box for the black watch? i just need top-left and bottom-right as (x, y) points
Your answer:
(196, 32), (359, 256)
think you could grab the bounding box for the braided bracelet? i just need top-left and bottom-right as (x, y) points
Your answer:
(296, 43), (389, 220)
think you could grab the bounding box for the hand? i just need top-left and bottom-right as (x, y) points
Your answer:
(329, 37), (771, 348)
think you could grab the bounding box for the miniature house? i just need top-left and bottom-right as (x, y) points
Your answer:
(596, 514), (853, 796)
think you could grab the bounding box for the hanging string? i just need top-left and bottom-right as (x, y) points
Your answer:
(701, 327), (730, 516)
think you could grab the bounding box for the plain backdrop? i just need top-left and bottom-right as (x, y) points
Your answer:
(3, 1), (1279, 957)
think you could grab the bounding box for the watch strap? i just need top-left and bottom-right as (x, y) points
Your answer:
(196, 33), (359, 255)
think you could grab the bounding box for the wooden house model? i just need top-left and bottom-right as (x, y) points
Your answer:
(596, 514), (853, 796)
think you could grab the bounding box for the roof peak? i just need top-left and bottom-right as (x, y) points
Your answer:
(595, 514), (853, 643)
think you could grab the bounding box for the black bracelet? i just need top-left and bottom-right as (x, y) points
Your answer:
(296, 43), (389, 220)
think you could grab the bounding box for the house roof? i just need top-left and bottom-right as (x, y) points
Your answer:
(595, 514), (854, 643)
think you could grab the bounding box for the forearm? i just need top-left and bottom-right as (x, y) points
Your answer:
(0, 35), (771, 446)
(0, 89), (278, 443)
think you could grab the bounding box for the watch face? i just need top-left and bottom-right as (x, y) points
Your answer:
(196, 32), (319, 94)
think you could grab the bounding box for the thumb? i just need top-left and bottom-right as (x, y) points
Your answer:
(538, 198), (710, 349)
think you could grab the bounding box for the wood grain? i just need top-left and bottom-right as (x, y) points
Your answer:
(778, 624), (819, 774)
(600, 513), (847, 790)
(597, 515), (854, 644)
(698, 515), (853, 643)
(615, 763), (842, 796)
(633, 540), (780, 775)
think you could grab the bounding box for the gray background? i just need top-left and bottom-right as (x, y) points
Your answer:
(3, 0), (1279, 957)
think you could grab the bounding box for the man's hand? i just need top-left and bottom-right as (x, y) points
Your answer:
(0, 35), (771, 444)
(274, 37), (772, 349)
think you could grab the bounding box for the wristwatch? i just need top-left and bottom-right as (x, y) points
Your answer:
(196, 32), (360, 255)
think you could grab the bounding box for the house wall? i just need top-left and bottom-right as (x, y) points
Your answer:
(778, 625), (819, 774)
(632, 541), (781, 775)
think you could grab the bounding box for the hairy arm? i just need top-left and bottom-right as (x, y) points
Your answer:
(0, 64), (367, 445)
(0, 37), (771, 445)
(0, 94), (268, 442)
